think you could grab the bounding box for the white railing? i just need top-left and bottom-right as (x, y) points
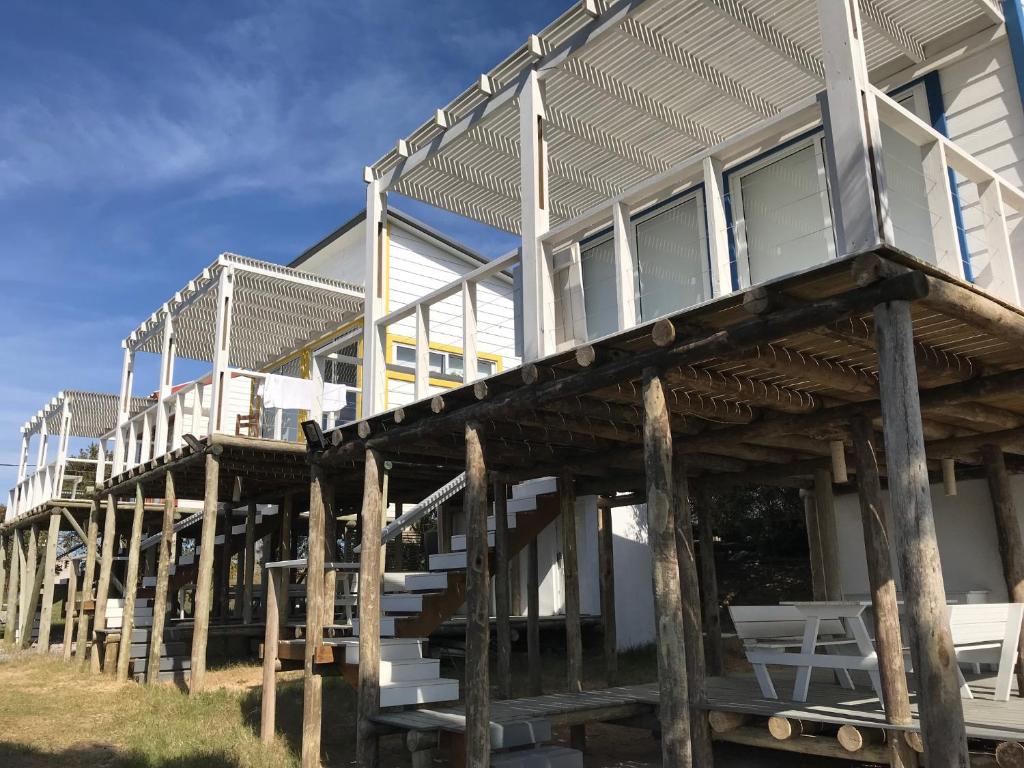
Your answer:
(8, 457), (107, 520)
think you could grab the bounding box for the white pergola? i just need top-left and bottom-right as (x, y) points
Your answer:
(113, 252), (363, 472)
(358, 0), (1007, 412)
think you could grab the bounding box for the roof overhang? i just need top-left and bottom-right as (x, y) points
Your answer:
(368, 0), (1003, 234)
(125, 253), (364, 370)
(21, 391), (155, 439)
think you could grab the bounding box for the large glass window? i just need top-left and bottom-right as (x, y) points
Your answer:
(634, 195), (708, 321)
(735, 139), (835, 285)
(579, 239), (618, 340)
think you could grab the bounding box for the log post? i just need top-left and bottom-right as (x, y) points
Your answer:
(323, 485), (337, 630)
(279, 494), (294, 627)
(674, 463), (714, 767)
(981, 444), (1024, 694)
(37, 512), (61, 653)
(464, 421), (491, 767)
(0, 534), (6, 628)
(20, 524), (38, 649)
(802, 490), (828, 601)
(3, 531), (20, 645)
(813, 469), (844, 600)
(74, 501), (99, 665)
(642, 366), (693, 767)
(527, 537), (542, 696)
(190, 453), (221, 694)
(116, 486), (146, 681)
(90, 494), (118, 670)
(62, 557), (78, 661)
(494, 477), (512, 700)
(218, 510), (233, 622)
(875, 299), (968, 766)
(261, 567), (282, 744)
(696, 489), (724, 677)
(234, 507), (245, 620)
(148, 473), (176, 684)
(850, 415), (919, 768)
(559, 473), (583, 694)
(598, 500), (618, 686)
(303, 462), (330, 768)
(243, 501), (257, 625)
(355, 450), (383, 768)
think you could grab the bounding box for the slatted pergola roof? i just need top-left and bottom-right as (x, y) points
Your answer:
(125, 253), (364, 371)
(21, 391), (155, 439)
(368, 0), (1004, 233)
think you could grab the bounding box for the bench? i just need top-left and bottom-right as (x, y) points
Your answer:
(948, 603), (1023, 702)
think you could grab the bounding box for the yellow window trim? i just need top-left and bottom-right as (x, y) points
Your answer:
(383, 333), (504, 407)
(260, 316), (364, 374)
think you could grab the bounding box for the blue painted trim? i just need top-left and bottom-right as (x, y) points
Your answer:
(1004, 0), (1024, 115)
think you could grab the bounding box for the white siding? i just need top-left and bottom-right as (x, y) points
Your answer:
(292, 222), (366, 286)
(611, 503), (657, 650)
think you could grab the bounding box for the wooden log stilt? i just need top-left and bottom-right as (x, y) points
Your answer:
(322, 486), (337, 630)
(3, 531), (20, 645)
(464, 421), (491, 767)
(813, 469), (843, 600)
(642, 367), (693, 767)
(527, 537), (542, 696)
(279, 494), (294, 627)
(75, 502), (99, 665)
(234, 507), (246, 620)
(218, 510), (233, 622)
(875, 299), (968, 767)
(148, 474), (176, 684)
(243, 501), (256, 625)
(494, 477), (512, 700)
(850, 415), (919, 768)
(981, 445), (1024, 694)
(837, 724), (885, 753)
(190, 453), (221, 694)
(355, 451), (383, 768)
(90, 495), (118, 671)
(559, 473), (583, 694)
(598, 500), (618, 687)
(36, 512), (61, 653)
(674, 463), (714, 767)
(62, 556), (78, 661)
(802, 490), (828, 601)
(996, 741), (1024, 768)
(708, 711), (749, 733)
(19, 524), (39, 650)
(117, 486), (146, 682)
(261, 568), (281, 744)
(0, 534), (7, 629)
(716, 725), (889, 763)
(696, 489), (724, 677)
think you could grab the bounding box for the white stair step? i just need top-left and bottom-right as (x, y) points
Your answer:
(352, 616), (396, 637)
(384, 572), (447, 593)
(489, 719), (553, 750)
(381, 594), (423, 614)
(179, 553), (195, 566)
(487, 512), (517, 530)
(329, 637), (424, 665)
(506, 497), (538, 515)
(490, 746), (582, 768)
(381, 658), (439, 683)
(511, 477), (557, 500)
(450, 531), (494, 551)
(380, 678), (459, 708)
(429, 552), (467, 571)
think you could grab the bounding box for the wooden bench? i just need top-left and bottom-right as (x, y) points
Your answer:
(948, 603), (1024, 702)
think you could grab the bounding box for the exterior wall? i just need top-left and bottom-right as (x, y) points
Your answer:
(291, 222), (366, 286)
(834, 475), (1023, 602)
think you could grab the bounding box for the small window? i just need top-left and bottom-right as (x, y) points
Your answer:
(429, 351), (445, 375)
(395, 345), (415, 365)
(477, 359), (496, 377)
(392, 342), (497, 381)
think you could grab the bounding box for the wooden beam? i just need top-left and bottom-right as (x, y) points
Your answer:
(148, 475), (175, 684)
(696, 486), (724, 677)
(243, 502), (256, 625)
(355, 451), (383, 768)
(527, 537), (542, 696)
(875, 299), (968, 766)
(117, 487), (146, 682)
(89, 495), (117, 671)
(665, 364), (820, 414)
(74, 502), (99, 665)
(981, 445), (1024, 695)
(494, 478), (512, 700)
(673, 458), (714, 767)
(464, 422), (491, 766)
(189, 453), (221, 694)
(850, 415), (919, 768)
(36, 512), (61, 653)
(598, 500), (618, 687)
(642, 367), (693, 765)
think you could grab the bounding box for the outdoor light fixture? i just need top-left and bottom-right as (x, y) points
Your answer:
(182, 433), (204, 452)
(302, 420), (327, 453)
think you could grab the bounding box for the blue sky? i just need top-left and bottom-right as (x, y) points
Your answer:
(0, 0), (561, 492)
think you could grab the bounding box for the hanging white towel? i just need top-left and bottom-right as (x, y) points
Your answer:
(322, 383), (351, 412)
(258, 374), (317, 410)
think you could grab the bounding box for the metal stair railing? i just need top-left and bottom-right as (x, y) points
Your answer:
(139, 509), (206, 552)
(355, 471), (467, 553)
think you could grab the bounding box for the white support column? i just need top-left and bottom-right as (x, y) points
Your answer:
(361, 179), (388, 416)
(35, 421), (49, 500)
(703, 156), (733, 296)
(978, 180), (1021, 305)
(310, 355), (326, 426)
(154, 309), (176, 456)
(139, 411), (153, 464)
(414, 303), (430, 401)
(53, 400), (72, 499)
(127, 419), (138, 470)
(207, 266), (235, 435)
(112, 345), (135, 475)
(95, 439), (107, 487)
(817, 0), (887, 255)
(612, 201), (638, 331)
(519, 68), (550, 362)
(171, 392), (184, 448)
(15, 433), (30, 515)
(462, 281), (478, 385)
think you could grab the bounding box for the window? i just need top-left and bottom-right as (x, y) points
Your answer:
(634, 193), (709, 321)
(392, 343), (496, 380)
(732, 138), (835, 286)
(579, 239), (618, 340)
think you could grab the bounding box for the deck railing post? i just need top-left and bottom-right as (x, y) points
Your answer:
(874, 298), (968, 767)
(850, 415), (920, 768)
(361, 180), (388, 417)
(74, 501), (99, 664)
(154, 309), (177, 455)
(190, 452), (221, 693)
(207, 266), (235, 436)
(612, 201), (638, 331)
(464, 422), (491, 766)
(462, 281), (479, 385)
(642, 367), (694, 766)
(113, 345), (135, 475)
(355, 450), (383, 768)
(117, 486), (146, 682)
